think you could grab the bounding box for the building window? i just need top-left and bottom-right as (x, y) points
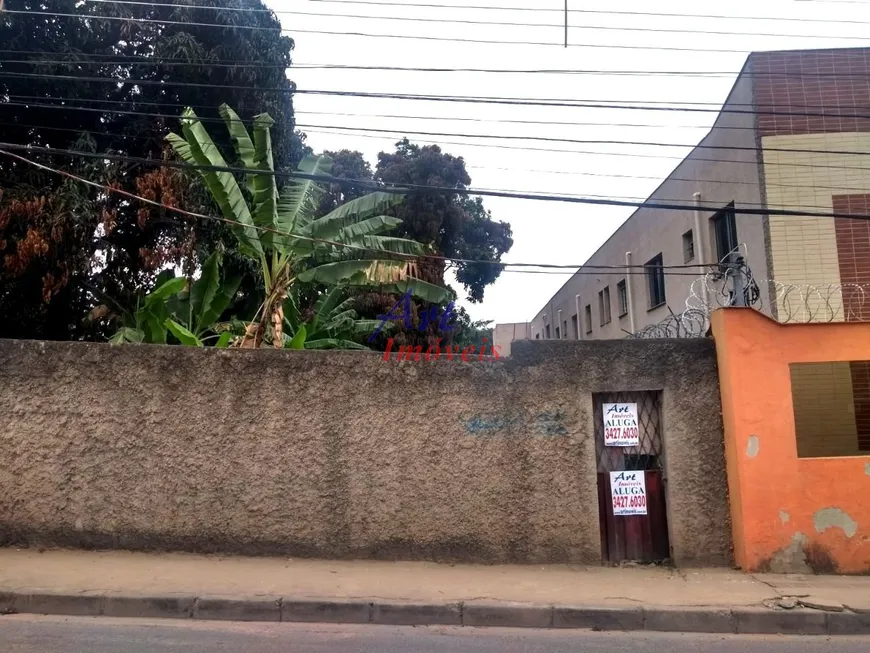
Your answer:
(598, 287), (612, 326)
(545, 324), (551, 339)
(571, 314), (578, 339)
(712, 205), (738, 263)
(555, 326), (560, 339)
(617, 280), (628, 317)
(562, 320), (568, 339)
(585, 304), (593, 333)
(682, 229), (695, 263)
(646, 253), (666, 308)
(790, 361), (870, 457)
(535, 333), (540, 339)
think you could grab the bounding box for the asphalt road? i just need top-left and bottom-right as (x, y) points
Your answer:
(1, 616), (868, 653)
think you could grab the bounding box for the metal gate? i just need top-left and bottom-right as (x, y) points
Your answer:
(594, 390), (671, 564)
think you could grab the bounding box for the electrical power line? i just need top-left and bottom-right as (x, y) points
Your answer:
(2, 141), (870, 221)
(13, 51), (870, 80)
(0, 146), (714, 275)
(7, 96), (870, 167)
(0, 9), (829, 53)
(4, 117), (869, 208)
(306, 0), (870, 25)
(10, 70), (870, 117)
(85, 0), (870, 26)
(66, 5), (870, 42)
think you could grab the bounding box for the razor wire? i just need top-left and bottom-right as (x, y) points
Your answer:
(628, 243), (870, 339)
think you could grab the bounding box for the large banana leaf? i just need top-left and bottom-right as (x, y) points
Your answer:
(334, 215), (404, 241)
(190, 251), (220, 331)
(275, 154), (332, 244)
(166, 110), (263, 258)
(312, 235), (427, 261)
(301, 192), (404, 240)
(297, 260), (449, 304)
(219, 104), (256, 196)
(251, 113), (279, 252)
(309, 287), (345, 333)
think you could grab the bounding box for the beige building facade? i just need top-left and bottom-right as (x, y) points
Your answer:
(495, 48), (870, 349)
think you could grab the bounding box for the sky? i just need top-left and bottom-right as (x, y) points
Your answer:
(269, 0), (870, 324)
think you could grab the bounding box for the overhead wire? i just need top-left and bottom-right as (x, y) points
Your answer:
(2, 141), (870, 221)
(0, 9), (839, 53)
(305, 0), (870, 25)
(8, 97), (870, 171)
(12, 51), (870, 80)
(0, 147), (714, 276)
(6, 116), (870, 207)
(9, 70), (870, 117)
(84, 0), (870, 26)
(56, 5), (870, 42)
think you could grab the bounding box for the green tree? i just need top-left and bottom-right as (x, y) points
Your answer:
(167, 105), (449, 348)
(376, 139), (513, 303)
(0, 0), (306, 340)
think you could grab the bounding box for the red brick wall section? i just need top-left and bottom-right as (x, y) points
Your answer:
(830, 195), (870, 451)
(832, 194), (870, 321)
(752, 49), (870, 138)
(849, 361), (870, 452)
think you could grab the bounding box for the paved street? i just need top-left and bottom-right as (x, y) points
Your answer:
(1, 616), (867, 653)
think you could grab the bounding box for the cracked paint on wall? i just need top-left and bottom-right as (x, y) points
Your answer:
(746, 435), (759, 458)
(814, 507), (858, 538)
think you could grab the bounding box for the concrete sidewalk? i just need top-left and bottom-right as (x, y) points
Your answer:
(0, 549), (868, 634)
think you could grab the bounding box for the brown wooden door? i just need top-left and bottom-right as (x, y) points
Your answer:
(594, 391), (671, 564)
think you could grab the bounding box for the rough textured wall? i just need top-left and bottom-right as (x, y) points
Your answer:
(712, 308), (870, 574)
(0, 338), (730, 566)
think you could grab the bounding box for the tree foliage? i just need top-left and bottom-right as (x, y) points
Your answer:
(167, 105), (449, 348)
(0, 0), (306, 339)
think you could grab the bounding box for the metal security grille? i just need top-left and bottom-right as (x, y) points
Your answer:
(593, 391), (664, 473)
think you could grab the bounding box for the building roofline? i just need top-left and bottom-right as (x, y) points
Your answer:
(528, 52), (755, 323)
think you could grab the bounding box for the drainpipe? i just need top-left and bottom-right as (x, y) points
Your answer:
(575, 294), (582, 340)
(625, 251), (636, 333)
(693, 192), (710, 316)
(557, 309), (563, 339)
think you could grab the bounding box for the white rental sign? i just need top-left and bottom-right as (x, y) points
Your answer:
(610, 471), (648, 516)
(602, 402), (640, 447)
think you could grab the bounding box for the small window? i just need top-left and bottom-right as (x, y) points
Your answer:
(617, 280), (628, 317)
(563, 320), (568, 339)
(555, 326), (560, 339)
(571, 314), (578, 339)
(545, 324), (551, 339)
(791, 361), (870, 457)
(598, 287), (612, 326)
(535, 333), (540, 339)
(585, 304), (593, 333)
(646, 253), (666, 309)
(712, 206), (738, 263)
(682, 229), (695, 263)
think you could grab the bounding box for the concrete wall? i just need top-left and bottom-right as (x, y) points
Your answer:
(528, 67), (767, 341)
(0, 338), (730, 567)
(712, 308), (870, 574)
(492, 322), (531, 358)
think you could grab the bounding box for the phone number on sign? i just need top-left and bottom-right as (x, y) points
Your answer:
(605, 427), (638, 439)
(612, 494), (646, 510)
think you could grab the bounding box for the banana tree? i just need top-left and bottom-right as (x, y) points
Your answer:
(281, 286), (391, 350)
(107, 251), (240, 347)
(166, 104), (449, 348)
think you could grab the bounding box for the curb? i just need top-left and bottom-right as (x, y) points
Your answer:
(1, 591), (868, 635)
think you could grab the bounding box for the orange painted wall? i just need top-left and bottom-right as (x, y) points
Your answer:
(711, 308), (870, 573)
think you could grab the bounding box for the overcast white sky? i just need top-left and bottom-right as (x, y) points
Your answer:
(270, 0), (869, 324)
